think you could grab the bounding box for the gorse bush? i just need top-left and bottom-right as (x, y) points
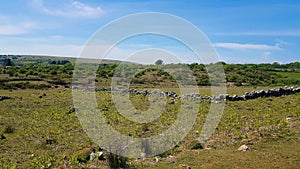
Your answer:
(4, 125), (14, 134)
(106, 152), (129, 169)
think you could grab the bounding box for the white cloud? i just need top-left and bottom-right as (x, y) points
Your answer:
(214, 30), (300, 37)
(0, 21), (38, 35)
(32, 0), (105, 18)
(214, 42), (282, 50)
(0, 44), (83, 57)
(241, 30), (300, 37)
(0, 25), (27, 35)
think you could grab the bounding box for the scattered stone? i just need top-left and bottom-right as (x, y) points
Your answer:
(98, 151), (105, 161)
(90, 149), (96, 161)
(286, 117), (292, 121)
(238, 144), (250, 151)
(167, 155), (175, 159)
(0, 96), (10, 101)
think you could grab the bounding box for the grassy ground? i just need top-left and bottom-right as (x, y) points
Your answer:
(0, 87), (299, 168)
(135, 137), (300, 169)
(274, 72), (300, 80)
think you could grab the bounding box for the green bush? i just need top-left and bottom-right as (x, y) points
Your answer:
(4, 125), (15, 134)
(106, 152), (128, 169)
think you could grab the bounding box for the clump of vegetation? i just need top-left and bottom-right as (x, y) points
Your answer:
(3, 125), (15, 134)
(71, 147), (93, 165)
(155, 59), (163, 65)
(189, 140), (204, 150)
(106, 152), (129, 169)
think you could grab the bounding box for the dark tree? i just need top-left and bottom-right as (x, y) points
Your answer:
(155, 59), (163, 65)
(3, 58), (13, 66)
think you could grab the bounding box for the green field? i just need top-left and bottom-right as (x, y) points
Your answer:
(275, 71), (300, 80)
(1, 88), (299, 168)
(1, 56), (300, 168)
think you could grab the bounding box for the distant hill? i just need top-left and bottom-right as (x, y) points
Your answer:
(0, 55), (299, 89)
(0, 55), (130, 66)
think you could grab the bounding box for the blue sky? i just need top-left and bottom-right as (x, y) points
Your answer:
(0, 0), (300, 64)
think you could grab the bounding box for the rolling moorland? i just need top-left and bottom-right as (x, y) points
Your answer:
(0, 55), (300, 169)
